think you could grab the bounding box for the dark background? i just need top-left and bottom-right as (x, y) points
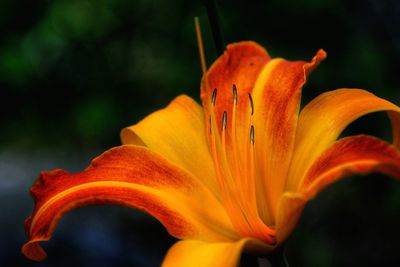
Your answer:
(1, 0), (400, 266)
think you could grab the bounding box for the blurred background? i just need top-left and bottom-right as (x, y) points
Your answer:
(1, 0), (400, 266)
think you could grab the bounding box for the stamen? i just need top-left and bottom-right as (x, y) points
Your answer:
(233, 84), (238, 105)
(212, 88), (218, 106)
(209, 116), (212, 134)
(248, 93), (254, 115)
(248, 126), (276, 242)
(195, 17), (271, 240)
(222, 111), (227, 130)
(250, 125), (255, 144)
(221, 112), (227, 158)
(231, 84), (242, 191)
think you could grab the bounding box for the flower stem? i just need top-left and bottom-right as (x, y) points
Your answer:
(202, 0), (224, 55)
(258, 247), (290, 267)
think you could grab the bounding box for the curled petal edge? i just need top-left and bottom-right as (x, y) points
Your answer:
(277, 135), (400, 244)
(301, 135), (400, 199)
(22, 145), (237, 261)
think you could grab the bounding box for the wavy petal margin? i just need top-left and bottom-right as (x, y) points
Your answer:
(252, 49), (326, 220)
(163, 238), (273, 267)
(22, 145), (237, 261)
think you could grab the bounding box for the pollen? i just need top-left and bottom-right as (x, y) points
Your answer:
(248, 93), (254, 115)
(250, 125), (255, 145)
(233, 84), (238, 105)
(222, 111), (227, 130)
(212, 88), (218, 106)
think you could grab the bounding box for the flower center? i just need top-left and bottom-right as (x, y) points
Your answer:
(207, 86), (276, 244)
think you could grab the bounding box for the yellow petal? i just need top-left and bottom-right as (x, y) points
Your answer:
(287, 89), (400, 191)
(121, 95), (219, 197)
(22, 145), (237, 261)
(163, 239), (273, 267)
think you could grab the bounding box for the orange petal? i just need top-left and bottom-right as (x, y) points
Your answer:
(163, 239), (273, 267)
(201, 41), (270, 154)
(276, 135), (400, 244)
(120, 95), (219, 197)
(252, 49), (326, 221)
(300, 135), (400, 199)
(288, 89), (400, 191)
(22, 145), (237, 261)
(275, 192), (307, 244)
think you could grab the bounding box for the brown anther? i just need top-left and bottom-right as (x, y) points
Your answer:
(248, 93), (254, 115)
(233, 84), (238, 105)
(250, 125), (255, 144)
(209, 116), (212, 134)
(222, 111), (227, 130)
(212, 88), (218, 106)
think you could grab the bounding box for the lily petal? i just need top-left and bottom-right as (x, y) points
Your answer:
(22, 145), (237, 261)
(251, 49), (326, 221)
(121, 95), (219, 197)
(288, 89), (400, 191)
(274, 136), (400, 244)
(163, 239), (273, 267)
(301, 135), (400, 199)
(275, 192), (307, 244)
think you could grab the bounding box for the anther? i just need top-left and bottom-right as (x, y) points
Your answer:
(212, 88), (218, 106)
(222, 111), (227, 130)
(233, 84), (238, 105)
(250, 125), (255, 144)
(209, 116), (212, 134)
(248, 93), (254, 115)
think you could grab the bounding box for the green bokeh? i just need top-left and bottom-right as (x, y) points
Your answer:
(2, 0), (399, 150)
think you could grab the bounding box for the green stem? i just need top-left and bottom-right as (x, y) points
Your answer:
(259, 247), (290, 267)
(202, 0), (224, 55)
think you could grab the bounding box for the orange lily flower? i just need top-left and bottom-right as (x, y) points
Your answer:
(22, 41), (400, 266)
